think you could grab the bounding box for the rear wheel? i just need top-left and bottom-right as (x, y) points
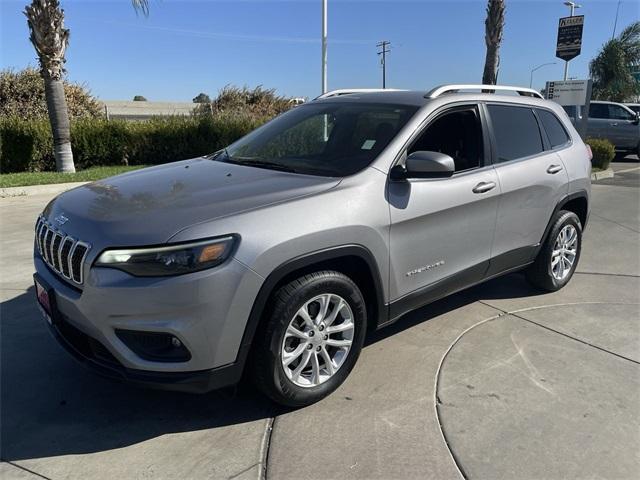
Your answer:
(251, 271), (367, 407)
(526, 210), (582, 291)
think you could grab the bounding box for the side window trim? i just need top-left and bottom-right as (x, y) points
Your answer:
(392, 102), (489, 175)
(531, 108), (551, 151)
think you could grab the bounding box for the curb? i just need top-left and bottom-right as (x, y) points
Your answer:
(591, 168), (614, 181)
(0, 181), (90, 199)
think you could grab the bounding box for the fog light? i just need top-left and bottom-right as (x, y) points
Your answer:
(115, 329), (191, 362)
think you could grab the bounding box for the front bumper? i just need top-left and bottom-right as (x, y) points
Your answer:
(34, 250), (264, 392)
(46, 309), (241, 393)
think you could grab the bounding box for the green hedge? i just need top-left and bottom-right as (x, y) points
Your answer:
(585, 137), (615, 170)
(0, 114), (267, 173)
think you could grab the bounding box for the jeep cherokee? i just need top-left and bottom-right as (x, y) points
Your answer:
(33, 84), (591, 406)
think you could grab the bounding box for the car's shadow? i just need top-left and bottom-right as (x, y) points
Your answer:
(1, 273), (541, 461)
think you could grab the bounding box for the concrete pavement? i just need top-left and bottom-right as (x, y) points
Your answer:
(1, 162), (638, 479)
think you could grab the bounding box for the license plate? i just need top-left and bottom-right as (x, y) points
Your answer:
(34, 275), (55, 325)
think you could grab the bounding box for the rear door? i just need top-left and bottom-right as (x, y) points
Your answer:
(587, 103), (611, 142)
(485, 103), (569, 275)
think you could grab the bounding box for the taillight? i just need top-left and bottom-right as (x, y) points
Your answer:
(586, 144), (593, 161)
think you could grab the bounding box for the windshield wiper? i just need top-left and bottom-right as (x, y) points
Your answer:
(227, 158), (299, 174)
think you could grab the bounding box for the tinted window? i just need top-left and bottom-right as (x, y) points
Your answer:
(589, 103), (609, 119)
(223, 102), (417, 176)
(409, 106), (483, 172)
(537, 109), (570, 148)
(488, 105), (544, 162)
(608, 105), (635, 121)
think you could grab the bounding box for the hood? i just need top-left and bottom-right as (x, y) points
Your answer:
(44, 158), (340, 246)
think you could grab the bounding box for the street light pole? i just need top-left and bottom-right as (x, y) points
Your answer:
(563, 1), (581, 80)
(530, 62), (557, 88)
(321, 0), (327, 94)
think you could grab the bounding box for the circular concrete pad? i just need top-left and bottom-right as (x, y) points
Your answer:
(437, 303), (640, 479)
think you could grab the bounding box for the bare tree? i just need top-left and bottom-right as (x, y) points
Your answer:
(482, 0), (506, 85)
(25, 0), (75, 172)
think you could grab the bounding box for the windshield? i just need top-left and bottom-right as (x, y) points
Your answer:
(219, 102), (418, 176)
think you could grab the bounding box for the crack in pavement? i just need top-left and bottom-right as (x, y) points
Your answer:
(575, 271), (640, 278)
(1, 460), (52, 480)
(589, 211), (640, 234)
(258, 416), (275, 480)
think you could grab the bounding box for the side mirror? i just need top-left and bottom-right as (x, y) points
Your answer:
(390, 151), (455, 180)
(632, 113), (640, 125)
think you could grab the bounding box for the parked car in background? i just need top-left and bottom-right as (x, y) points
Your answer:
(33, 84), (591, 407)
(625, 103), (640, 115)
(564, 101), (640, 157)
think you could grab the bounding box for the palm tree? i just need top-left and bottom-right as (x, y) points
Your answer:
(590, 21), (640, 102)
(482, 0), (506, 85)
(24, 0), (149, 173)
(25, 0), (74, 172)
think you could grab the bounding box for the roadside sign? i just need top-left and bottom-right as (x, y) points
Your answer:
(545, 79), (592, 140)
(545, 79), (591, 106)
(556, 15), (584, 61)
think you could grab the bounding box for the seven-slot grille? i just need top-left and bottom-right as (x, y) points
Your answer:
(36, 216), (90, 285)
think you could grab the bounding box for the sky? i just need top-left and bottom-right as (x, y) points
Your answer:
(1, 0), (638, 101)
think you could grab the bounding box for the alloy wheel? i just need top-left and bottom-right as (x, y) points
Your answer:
(280, 293), (354, 388)
(551, 224), (578, 281)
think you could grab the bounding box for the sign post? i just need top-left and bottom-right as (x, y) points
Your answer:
(545, 79), (592, 139)
(556, 15), (584, 80)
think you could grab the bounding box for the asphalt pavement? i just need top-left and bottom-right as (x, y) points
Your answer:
(1, 161), (638, 479)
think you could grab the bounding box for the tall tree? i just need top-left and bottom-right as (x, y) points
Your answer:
(482, 0), (506, 85)
(24, 0), (149, 173)
(193, 93), (212, 104)
(25, 0), (75, 172)
(590, 21), (640, 102)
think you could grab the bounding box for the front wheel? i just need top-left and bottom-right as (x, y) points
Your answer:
(251, 271), (367, 407)
(526, 210), (582, 291)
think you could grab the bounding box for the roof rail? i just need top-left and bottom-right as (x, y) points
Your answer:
(425, 84), (544, 100)
(315, 88), (406, 100)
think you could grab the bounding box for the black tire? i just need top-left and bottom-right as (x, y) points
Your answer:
(251, 271), (367, 407)
(526, 210), (582, 292)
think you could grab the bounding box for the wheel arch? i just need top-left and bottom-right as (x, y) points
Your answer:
(234, 245), (387, 376)
(539, 190), (589, 249)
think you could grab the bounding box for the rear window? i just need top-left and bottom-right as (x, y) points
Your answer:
(488, 105), (544, 162)
(537, 109), (570, 148)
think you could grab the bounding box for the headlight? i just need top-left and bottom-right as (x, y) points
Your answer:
(95, 236), (236, 277)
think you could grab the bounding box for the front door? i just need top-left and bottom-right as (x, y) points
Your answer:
(388, 104), (499, 311)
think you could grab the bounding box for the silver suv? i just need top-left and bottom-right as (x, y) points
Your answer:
(33, 84), (591, 406)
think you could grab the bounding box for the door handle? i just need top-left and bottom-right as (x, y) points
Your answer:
(547, 164), (563, 174)
(609, 123), (618, 126)
(472, 181), (496, 194)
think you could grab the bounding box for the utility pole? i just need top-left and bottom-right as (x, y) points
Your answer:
(321, 0), (328, 94)
(563, 1), (581, 80)
(377, 41), (391, 89)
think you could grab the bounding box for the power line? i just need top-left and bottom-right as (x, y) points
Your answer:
(376, 40), (391, 89)
(612, 0), (622, 40)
